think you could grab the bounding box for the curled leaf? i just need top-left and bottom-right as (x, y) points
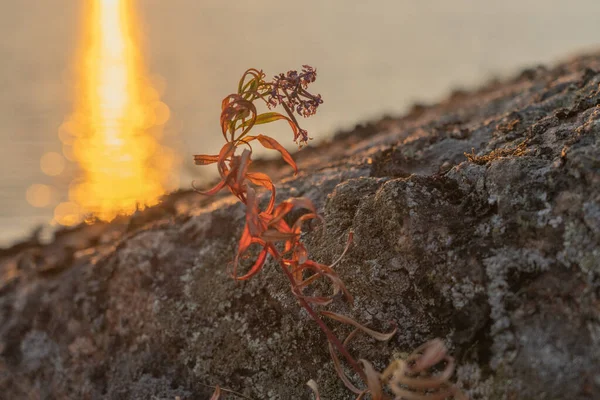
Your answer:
(385, 339), (466, 400)
(260, 229), (298, 242)
(235, 149), (252, 185)
(269, 202), (295, 225)
(246, 172), (275, 213)
(220, 94), (257, 140)
(256, 134), (298, 174)
(245, 188), (268, 236)
(234, 245), (269, 281)
(238, 68), (264, 94)
(192, 178), (227, 196)
(321, 311), (397, 342)
(217, 142), (236, 177)
(237, 225), (252, 256)
(299, 295), (333, 306)
(302, 261), (353, 303)
(270, 197), (317, 226)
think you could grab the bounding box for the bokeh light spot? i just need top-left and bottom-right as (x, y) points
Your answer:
(26, 184), (52, 208)
(153, 101), (171, 126)
(54, 202), (83, 227)
(40, 152), (66, 176)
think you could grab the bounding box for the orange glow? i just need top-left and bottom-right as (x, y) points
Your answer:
(58, 0), (177, 225)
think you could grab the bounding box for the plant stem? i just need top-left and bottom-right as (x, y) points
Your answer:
(271, 247), (366, 381)
(298, 295), (366, 381)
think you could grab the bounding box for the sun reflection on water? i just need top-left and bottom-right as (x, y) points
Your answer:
(54, 0), (177, 226)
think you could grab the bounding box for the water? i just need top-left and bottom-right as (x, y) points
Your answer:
(2, 0), (600, 247)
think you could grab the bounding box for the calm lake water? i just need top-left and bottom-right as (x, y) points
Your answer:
(1, 0), (600, 247)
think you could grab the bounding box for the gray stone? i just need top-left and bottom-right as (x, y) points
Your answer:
(2, 53), (600, 399)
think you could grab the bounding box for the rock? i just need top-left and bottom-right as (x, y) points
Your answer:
(1, 52), (600, 399)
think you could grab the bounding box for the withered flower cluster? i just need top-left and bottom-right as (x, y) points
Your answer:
(267, 65), (323, 144)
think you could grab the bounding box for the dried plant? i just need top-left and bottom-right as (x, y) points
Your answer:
(375, 339), (467, 400)
(195, 66), (465, 399)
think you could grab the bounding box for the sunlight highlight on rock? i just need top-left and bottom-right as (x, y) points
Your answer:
(57, 0), (178, 225)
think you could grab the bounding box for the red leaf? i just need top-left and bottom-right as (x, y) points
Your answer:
(269, 197), (317, 226)
(256, 134), (298, 174)
(270, 201), (295, 225)
(237, 225), (252, 255)
(292, 241), (308, 264)
(260, 229), (297, 242)
(246, 172), (273, 189)
(245, 188), (266, 236)
(192, 178), (226, 196)
(235, 245), (268, 280)
(220, 94), (240, 139)
(285, 197), (317, 213)
(221, 94), (238, 112)
(291, 212), (319, 234)
(193, 154), (220, 165)
(246, 172), (275, 213)
(235, 149), (252, 185)
(302, 261), (354, 303)
(269, 218), (294, 236)
(220, 94), (257, 140)
(218, 141), (236, 161)
(217, 142), (236, 177)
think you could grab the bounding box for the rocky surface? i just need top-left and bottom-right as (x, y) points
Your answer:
(2, 53), (600, 399)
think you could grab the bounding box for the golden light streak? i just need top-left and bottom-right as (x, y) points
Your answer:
(56, 0), (177, 226)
